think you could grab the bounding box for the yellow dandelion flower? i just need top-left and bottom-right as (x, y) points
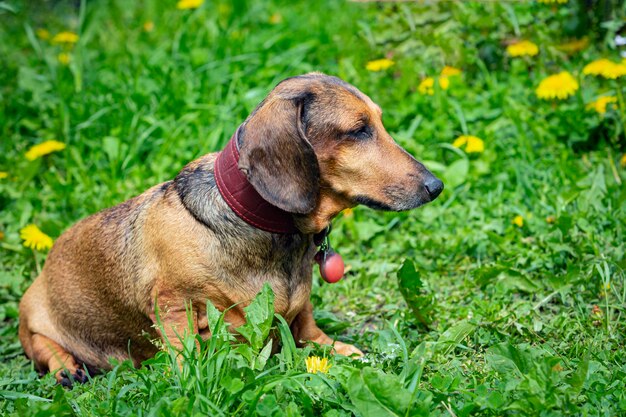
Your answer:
(620, 154), (626, 168)
(25, 140), (67, 161)
(546, 215), (556, 224)
(176, 0), (204, 10)
(586, 96), (617, 114)
(36, 28), (50, 40)
(453, 135), (484, 153)
(269, 13), (283, 24)
(57, 52), (71, 65)
(583, 59), (626, 79)
(440, 66), (462, 77)
(512, 215), (524, 228)
(418, 77), (449, 95)
(366, 58), (394, 72)
(583, 59), (613, 76)
(557, 38), (588, 53)
(20, 224), (54, 251)
(143, 21), (154, 32)
(506, 40), (539, 57)
(535, 72), (579, 100)
(305, 356), (331, 374)
(0, 172), (8, 179)
(601, 63), (626, 79)
(52, 31), (79, 44)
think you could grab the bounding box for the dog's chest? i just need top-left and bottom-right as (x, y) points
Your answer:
(207, 235), (315, 324)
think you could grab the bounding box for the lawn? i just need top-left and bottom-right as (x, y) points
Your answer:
(1, 0), (625, 415)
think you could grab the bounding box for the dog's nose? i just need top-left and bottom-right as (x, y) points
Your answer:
(424, 176), (444, 200)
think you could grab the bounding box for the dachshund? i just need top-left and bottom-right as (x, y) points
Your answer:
(18, 73), (443, 385)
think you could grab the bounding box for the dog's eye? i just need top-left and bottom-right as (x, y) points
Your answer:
(348, 125), (372, 140)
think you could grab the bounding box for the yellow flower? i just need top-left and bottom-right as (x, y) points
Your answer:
(620, 154), (626, 168)
(305, 356), (331, 374)
(586, 96), (617, 114)
(52, 31), (79, 44)
(418, 76), (449, 95)
(25, 140), (67, 161)
(583, 59), (626, 79)
(57, 53), (71, 65)
(366, 58), (395, 72)
(20, 224), (54, 251)
(512, 215), (524, 228)
(342, 208), (354, 218)
(557, 38), (588, 53)
(143, 21), (154, 32)
(36, 28), (50, 40)
(440, 66), (462, 77)
(453, 135), (484, 153)
(176, 0), (204, 10)
(269, 13), (283, 24)
(506, 40), (539, 57)
(0, 172), (8, 179)
(535, 71), (579, 100)
(546, 215), (556, 224)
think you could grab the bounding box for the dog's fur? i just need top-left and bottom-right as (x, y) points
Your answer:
(19, 73), (442, 384)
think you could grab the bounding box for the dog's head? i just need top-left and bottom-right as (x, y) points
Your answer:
(238, 73), (443, 233)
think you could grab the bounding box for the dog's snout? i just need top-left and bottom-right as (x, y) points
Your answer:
(424, 176), (444, 200)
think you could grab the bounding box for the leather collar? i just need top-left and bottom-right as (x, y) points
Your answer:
(214, 129), (299, 234)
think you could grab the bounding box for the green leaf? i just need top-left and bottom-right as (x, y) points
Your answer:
(236, 283), (275, 351)
(436, 320), (476, 356)
(345, 367), (426, 417)
(396, 259), (435, 326)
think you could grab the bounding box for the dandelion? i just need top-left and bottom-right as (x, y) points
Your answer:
(25, 140), (66, 161)
(418, 76), (449, 95)
(440, 66), (462, 77)
(512, 215), (524, 227)
(36, 28), (50, 40)
(269, 13), (283, 24)
(366, 58), (394, 72)
(57, 52), (71, 65)
(0, 172), (7, 179)
(620, 154), (626, 168)
(453, 135), (484, 153)
(305, 356), (331, 374)
(535, 71), (579, 100)
(176, 0), (204, 10)
(600, 62), (626, 79)
(546, 215), (555, 224)
(20, 224), (54, 251)
(583, 59), (626, 79)
(586, 96), (617, 114)
(52, 31), (79, 44)
(506, 40), (539, 57)
(143, 21), (154, 32)
(557, 38), (588, 53)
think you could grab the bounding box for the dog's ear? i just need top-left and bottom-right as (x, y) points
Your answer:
(238, 94), (320, 214)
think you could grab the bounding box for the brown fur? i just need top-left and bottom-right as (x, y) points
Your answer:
(18, 73), (442, 384)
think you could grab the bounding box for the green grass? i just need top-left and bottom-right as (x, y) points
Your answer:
(1, 0), (626, 415)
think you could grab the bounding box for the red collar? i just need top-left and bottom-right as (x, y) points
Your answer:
(214, 129), (299, 234)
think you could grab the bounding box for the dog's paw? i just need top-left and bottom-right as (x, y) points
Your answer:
(333, 341), (364, 358)
(57, 368), (89, 388)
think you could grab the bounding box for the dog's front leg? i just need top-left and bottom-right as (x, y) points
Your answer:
(290, 300), (363, 357)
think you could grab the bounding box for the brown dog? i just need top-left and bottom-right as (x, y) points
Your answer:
(18, 73), (443, 385)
